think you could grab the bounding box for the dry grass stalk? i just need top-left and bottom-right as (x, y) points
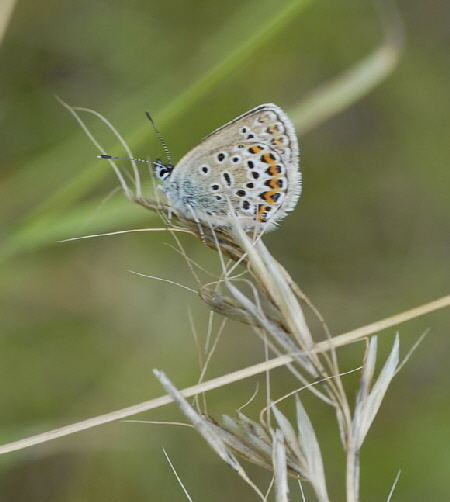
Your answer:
(94, 134), (404, 500)
(2, 102), (447, 502)
(148, 210), (403, 501)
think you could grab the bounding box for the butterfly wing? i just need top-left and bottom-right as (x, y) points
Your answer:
(162, 103), (300, 231)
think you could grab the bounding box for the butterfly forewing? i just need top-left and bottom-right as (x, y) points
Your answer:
(160, 104), (300, 231)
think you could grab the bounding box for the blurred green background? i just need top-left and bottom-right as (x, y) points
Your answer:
(1, 0), (449, 500)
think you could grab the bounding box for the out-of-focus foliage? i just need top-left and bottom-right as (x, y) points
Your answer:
(0, 1), (449, 500)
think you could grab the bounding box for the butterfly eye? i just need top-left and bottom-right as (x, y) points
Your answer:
(154, 161), (173, 181)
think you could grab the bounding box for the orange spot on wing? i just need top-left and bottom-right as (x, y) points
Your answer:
(259, 154), (283, 205)
(272, 137), (283, 146)
(267, 124), (281, 135)
(256, 204), (269, 222)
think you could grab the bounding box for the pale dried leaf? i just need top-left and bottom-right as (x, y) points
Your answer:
(353, 336), (399, 448)
(271, 405), (307, 477)
(295, 396), (329, 502)
(272, 429), (289, 502)
(209, 417), (273, 471)
(153, 370), (265, 500)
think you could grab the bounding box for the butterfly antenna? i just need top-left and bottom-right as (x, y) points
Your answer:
(97, 154), (155, 165)
(145, 111), (172, 165)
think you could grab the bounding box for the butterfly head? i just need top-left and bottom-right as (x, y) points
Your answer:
(153, 160), (174, 181)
